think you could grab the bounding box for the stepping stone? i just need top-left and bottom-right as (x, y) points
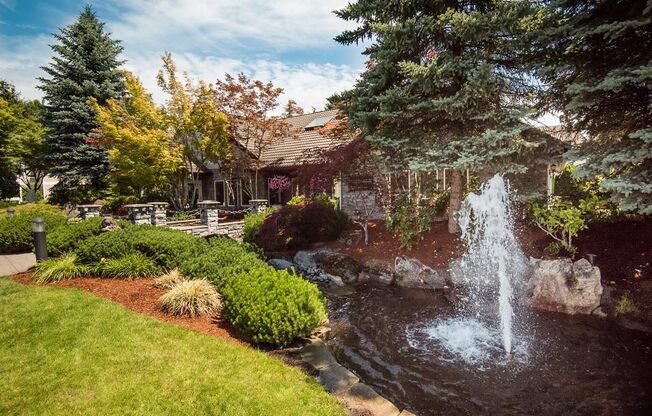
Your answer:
(318, 364), (359, 394)
(300, 339), (339, 370)
(338, 382), (401, 416)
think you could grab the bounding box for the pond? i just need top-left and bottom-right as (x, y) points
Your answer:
(325, 283), (652, 416)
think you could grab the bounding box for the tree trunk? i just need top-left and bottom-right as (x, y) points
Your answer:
(448, 169), (463, 234)
(363, 221), (369, 245)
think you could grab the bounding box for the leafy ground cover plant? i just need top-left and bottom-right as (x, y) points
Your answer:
(0, 204), (68, 253)
(221, 267), (327, 346)
(32, 253), (89, 283)
(94, 253), (160, 279)
(159, 279), (222, 317)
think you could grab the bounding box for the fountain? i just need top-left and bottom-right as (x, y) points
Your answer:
(325, 174), (652, 415)
(456, 174), (527, 354)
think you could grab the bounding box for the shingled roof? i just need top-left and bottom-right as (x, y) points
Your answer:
(257, 109), (340, 169)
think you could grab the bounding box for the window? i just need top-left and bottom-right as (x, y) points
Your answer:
(347, 174), (374, 191)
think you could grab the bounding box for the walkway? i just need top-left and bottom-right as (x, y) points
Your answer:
(0, 253), (36, 276)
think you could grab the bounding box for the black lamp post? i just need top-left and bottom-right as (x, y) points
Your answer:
(32, 217), (48, 261)
(6, 207), (15, 218)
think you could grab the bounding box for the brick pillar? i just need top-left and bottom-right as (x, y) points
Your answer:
(198, 201), (221, 233)
(124, 204), (153, 225)
(148, 202), (168, 226)
(78, 204), (102, 220)
(250, 199), (269, 214)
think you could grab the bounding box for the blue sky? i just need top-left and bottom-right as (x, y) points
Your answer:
(0, 0), (366, 111)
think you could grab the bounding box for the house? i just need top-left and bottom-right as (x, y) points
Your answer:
(195, 109), (566, 220)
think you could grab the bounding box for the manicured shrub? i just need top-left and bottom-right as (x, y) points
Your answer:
(243, 208), (274, 243)
(254, 201), (348, 251)
(75, 229), (137, 264)
(0, 205), (68, 253)
(222, 267), (327, 346)
(159, 279), (222, 317)
(95, 253), (160, 279)
(46, 217), (104, 257)
(154, 268), (186, 290)
(128, 226), (207, 269)
(32, 253), (90, 283)
(181, 238), (268, 286)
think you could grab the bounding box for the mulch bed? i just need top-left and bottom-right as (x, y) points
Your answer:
(10, 272), (247, 345)
(324, 220), (551, 269)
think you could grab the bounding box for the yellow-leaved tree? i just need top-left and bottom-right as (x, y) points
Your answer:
(157, 52), (231, 208)
(90, 72), (183, 199)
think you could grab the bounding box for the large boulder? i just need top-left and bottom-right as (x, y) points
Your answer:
(359, 259), (395, 285)
(394, 256), (449, 290)
(521, 258), (603, 315)
(293, 249), (363, 284)
(268, 258), (294, 271)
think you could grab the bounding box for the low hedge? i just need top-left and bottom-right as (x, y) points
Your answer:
(47, 217), (104, 257)
(222, 267), (327, 346)
(0, 204), (68, 254)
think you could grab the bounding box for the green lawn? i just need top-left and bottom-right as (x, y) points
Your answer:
(0, 277), (345, 416)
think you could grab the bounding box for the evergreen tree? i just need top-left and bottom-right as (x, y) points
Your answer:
(38, 5), (125, 202)
(538, 0), (652, 215)
(334, 0), (558, 232)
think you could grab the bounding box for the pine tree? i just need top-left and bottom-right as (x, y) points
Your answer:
(334, 0), (559, 233)
(38, 5), (125, 202)
(538, 0), (652, 215)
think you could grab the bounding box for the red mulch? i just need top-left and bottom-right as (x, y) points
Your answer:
(11, 273), (247, 345)
(324, 220), (551, 269)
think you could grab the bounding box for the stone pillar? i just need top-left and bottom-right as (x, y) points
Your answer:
(198, 201), (221, 233)
(124, 204), (153, 225)
(250, 199), (269, 214)
(78, 204), (102, 220)
(148, 202), (168, 226)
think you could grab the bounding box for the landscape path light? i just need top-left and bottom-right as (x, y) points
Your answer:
(32, 217), (48, 261)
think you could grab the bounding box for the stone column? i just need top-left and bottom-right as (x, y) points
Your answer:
(198, 201), (221, 233)
(148, 202), (168, 226)
(250, 199), (269, 214)
(124, 204), (153, 225)
(78, 204), (102, 220)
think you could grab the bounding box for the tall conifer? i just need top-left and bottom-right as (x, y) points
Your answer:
(539, 0), (651, 214)
(334, 0), (558, 232)
(39, 6), (124, 201)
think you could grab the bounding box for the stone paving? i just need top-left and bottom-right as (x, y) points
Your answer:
(300, 338), (416, 416)
(0, 253), (36, 276)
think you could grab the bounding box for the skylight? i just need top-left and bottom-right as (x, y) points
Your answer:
(304, 114), (335, 130)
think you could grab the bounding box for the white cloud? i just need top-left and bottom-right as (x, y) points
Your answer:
(125, 51), (360, 113)
(106, 0), (354, 52)
(0, 34), (51, 100)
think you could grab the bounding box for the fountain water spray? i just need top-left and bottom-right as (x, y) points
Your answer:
(456, 174), (527, 354)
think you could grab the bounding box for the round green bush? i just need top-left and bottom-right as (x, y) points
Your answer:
(222, 267), (327, 346)
(75, 229), (137, 264)
(0, 205), (68, 254)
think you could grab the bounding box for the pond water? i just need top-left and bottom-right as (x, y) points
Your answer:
(325, 283), (652, 416)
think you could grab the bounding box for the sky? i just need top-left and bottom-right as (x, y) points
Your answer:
(0, 0), (366, 112)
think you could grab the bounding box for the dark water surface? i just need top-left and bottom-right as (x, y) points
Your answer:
(325, 283), (652, 416)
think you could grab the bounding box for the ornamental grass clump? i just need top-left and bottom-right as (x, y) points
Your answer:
(222, 267), (327, 346)
(153, 268), (186, 290)
(95, 253), (160, 279)
(159, 279), (222, 317)
(32, 253), (90, 283)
